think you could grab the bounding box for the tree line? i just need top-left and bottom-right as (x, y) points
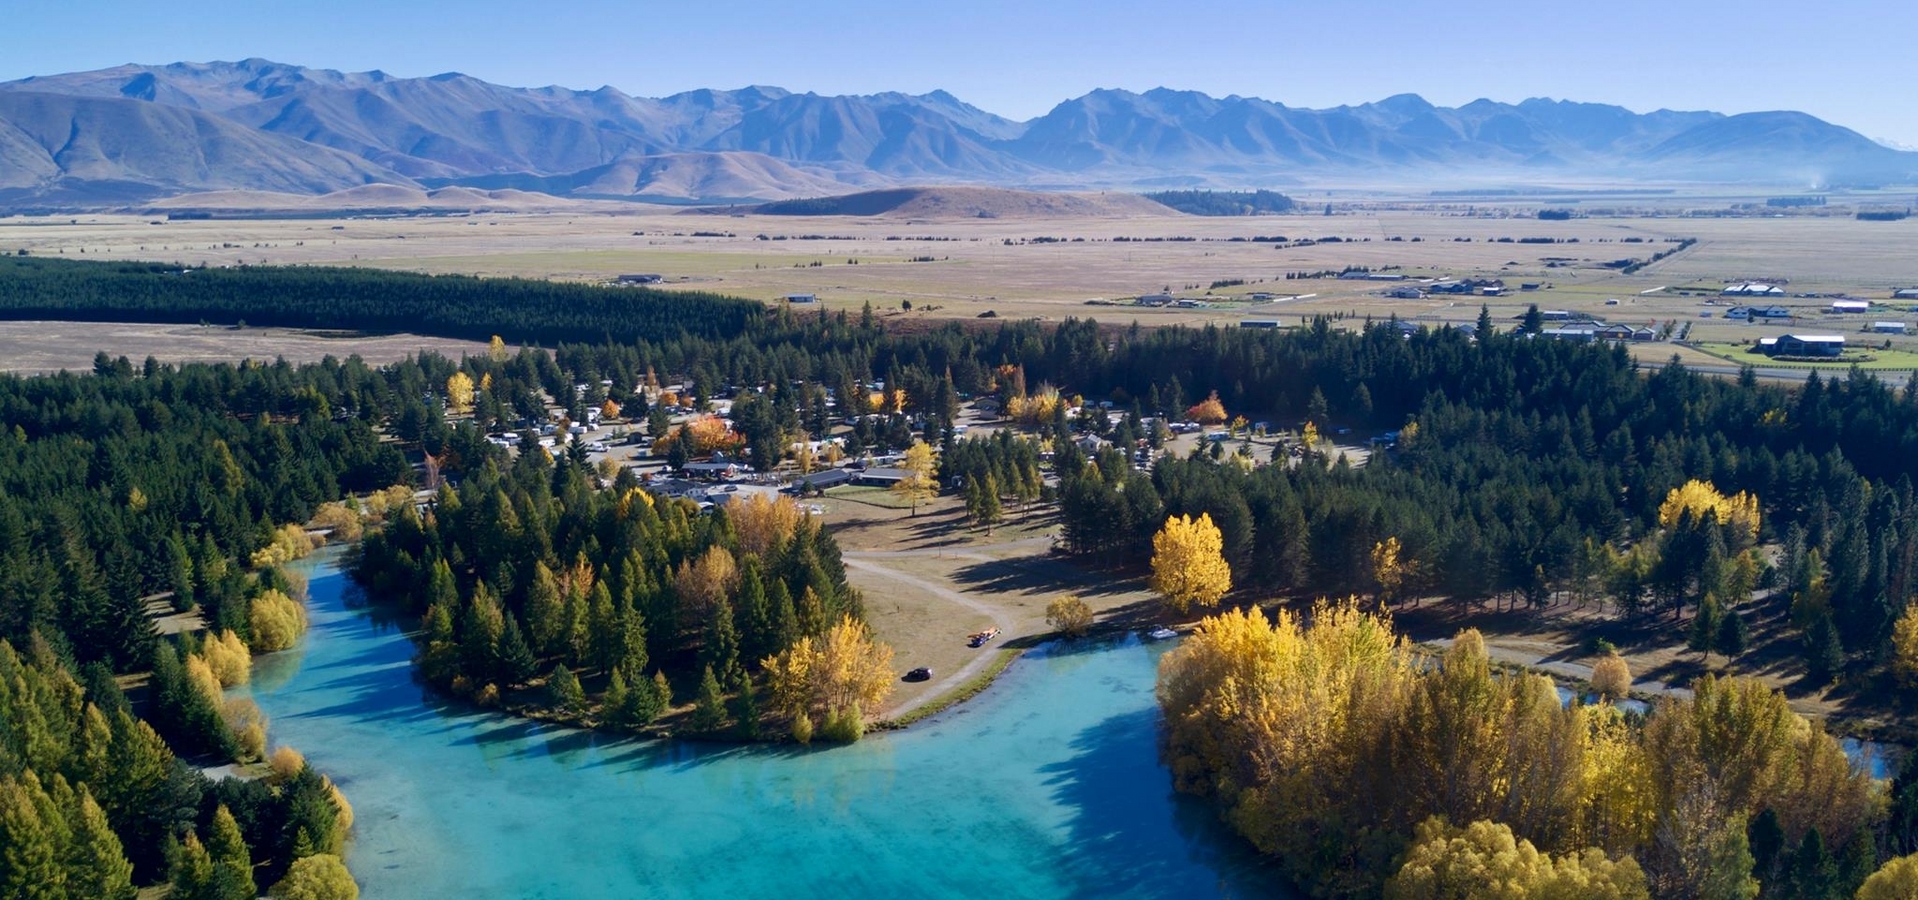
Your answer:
(0, 256), (763, 346)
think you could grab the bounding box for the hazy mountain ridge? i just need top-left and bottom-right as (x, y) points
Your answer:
(1, 58), (1913, 208)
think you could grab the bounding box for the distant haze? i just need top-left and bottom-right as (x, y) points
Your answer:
(1, 59), (1914, 208)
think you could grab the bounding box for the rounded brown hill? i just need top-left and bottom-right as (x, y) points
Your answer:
(748, 186), (1179, 219)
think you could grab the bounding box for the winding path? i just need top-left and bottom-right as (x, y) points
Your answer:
(842, 554), (1017, 719)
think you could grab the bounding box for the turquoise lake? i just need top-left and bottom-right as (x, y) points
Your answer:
(243, 556), (1294, 899)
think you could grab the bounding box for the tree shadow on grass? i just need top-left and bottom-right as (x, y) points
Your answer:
(951, 555), (1143, 600)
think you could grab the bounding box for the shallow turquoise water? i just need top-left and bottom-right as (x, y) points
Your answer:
(245, 556), (1292, 899)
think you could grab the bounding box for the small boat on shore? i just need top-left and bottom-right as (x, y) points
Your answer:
(1145, 626), (1177, 641)
(968, 627), (1000, 648)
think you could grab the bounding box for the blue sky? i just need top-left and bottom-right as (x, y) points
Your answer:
(6, 0), (1915, 143)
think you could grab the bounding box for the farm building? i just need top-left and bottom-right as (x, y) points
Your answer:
(1873, 321), (1909, 334)
(784, 293), (818, 304)
(615, 273), (663, 285)
(1894, 288), (1918, 301)
(1383, 285), (1424, 299)
(1136, 293), (1176, 306)
(1722, 283), (1786, 297)
(1540, 327), (1597, 342)
(789, 469), (854, 492)
(853, 467), (912, 488)
(1766, 334), (1846, 357)
(1726, 305), (1792, 321)
(1830, 300), (1871, 314)
(1240, 319), (1281, 329)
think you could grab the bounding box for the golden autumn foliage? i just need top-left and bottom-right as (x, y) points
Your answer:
(251, 523), (316, 569)
(761, 615), (896, 739)
(269, 853), (358, 900)
(1859, 854), (1918, 900)
(1156, 600), (1874, 897)
(307, 502), (363, 543)
(1045, 595), (1094, 638)
(1385, 818), (1649, 900)
(1186, 391), (1228, 425)
(269, 746), (307, 783)
(1371, 536), (1406, 603)
(1893, 603), (1918, 689)
(672, 546), (739, 621)
(658, 414), (744, 456)
(249, 588), (308, 652)
(445, 371), (475, 412)
(600, 399), (621, 421)
(185, 654), (224, 706)
(224, 698), (267, 761)
(891, 441), (939, 514)
(1148, 513), (1232, 613)
(358, 484), (416, 523)
(1005, 385), (1065, 427)
(1589, 653), (1631, 701)
(1657, 480), (1760, 546)
(729, 493), (804, 557)
(615, 486), (656, 519)
(200, 630), (252, 687)
(487, 334), (509, 362)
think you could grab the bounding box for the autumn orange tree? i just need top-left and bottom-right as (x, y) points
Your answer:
(1185, 391), (1227, 425)
(1148, 513), (1232, 614)
(656, 415), (744, 457)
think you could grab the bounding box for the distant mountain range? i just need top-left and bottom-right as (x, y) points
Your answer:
(1, 58), (1913, 209)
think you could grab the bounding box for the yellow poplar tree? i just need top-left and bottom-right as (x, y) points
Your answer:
(1371, 537), (1406, 605)
(1149, 513), (1233, 614)
(445, 371), (475, 413)
(892, 441), (938, 516)
(1892, 603), (1918, 689)
(1658, 479), (1761, 546)
(487, 334), (509, 363)
(1860, 854), (1918, 900)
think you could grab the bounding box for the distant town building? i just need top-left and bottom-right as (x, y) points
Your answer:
(1894, 288), (1918, 301)
(616, 273), (663, 285)
(784, 293), (818, 304)
(1721, 283), (1786, 297)
(1240, 319), (1281, 329)
(1830, 300), (1871, 314)
(1872, 321), (1909, 334)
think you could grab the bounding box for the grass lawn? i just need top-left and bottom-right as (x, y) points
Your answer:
(1690, 341), (1918, 371)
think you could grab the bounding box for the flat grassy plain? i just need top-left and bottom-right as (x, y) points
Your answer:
(3, 205), (1915, 370)
(0, 320), (493, 374)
